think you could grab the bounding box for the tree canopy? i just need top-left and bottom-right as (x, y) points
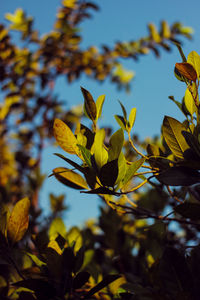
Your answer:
(1, 1), (200, 299)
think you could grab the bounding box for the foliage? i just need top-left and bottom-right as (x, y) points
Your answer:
(1, 1), (200, 299)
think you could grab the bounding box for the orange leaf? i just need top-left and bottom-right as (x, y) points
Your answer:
(175, 62), (197, 81)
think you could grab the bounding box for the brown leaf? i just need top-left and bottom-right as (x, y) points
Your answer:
(175, 62), (197, 81)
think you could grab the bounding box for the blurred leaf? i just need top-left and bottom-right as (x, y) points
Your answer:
(119, 100), (127, 120)
(67, 227), (82, 252)
(73, 271), (90, 289)
(53, 118), (80, 155)
(53, 167), (88, 190)
(81, 87), (97, 121)
(25, 252), (46, 268)
(48, 217), (67, 240)
(85, 274), (121, 298)
(7, 197), (30, 244)
(162, 116), (189, 159)
(175, 203), (200, 220)
(48, 240), (62, 255)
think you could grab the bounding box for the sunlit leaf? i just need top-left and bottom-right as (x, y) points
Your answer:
(7, 197), (30, 244)
(53, 118), (80, 155)
(77, 144), (92, 167)
(161, 21), (171, 39)
(95, 94), (105, 121)
(128, 108), (136, 132)
(93, 129), (108, 169)
(53, 167), (88, 190)
(48, 240), (62, 255)
(148, 23), (161, 43)
(184, 85), (197, 116)
(162, 116), (189, 159)
(25, 252), (46, 267)
(121, 158), (145, 188)
(114, 115), (126, 130)
(175, 62), (197, 81)
(67, 227), (82, 252)
(187, 51), (200, 78)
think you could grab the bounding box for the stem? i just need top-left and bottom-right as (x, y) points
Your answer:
(128, 132), (146, 158)
(166, 185), (183, 203)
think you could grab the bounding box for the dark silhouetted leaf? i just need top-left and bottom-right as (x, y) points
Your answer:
(73, 271), (90, 289)
(175, 203), (200, 220)
(81, 87), (97, 121)
(99, 159), (118, 187)
(157, 166), (200, 186)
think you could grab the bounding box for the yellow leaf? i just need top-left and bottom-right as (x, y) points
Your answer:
(48, 240), (62, 255)
(7, 197), (30, 244)
(53, 167), (88, 190)
(53, 118), (80, 155)
(62, 0), (77, 8)
(187, 51), (200, 78)
(0, 95), (20, 121)
(67, 227), (82, 252)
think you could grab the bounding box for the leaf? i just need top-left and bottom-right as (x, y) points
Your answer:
(162, 116), (189, 159)
(119, 100), (127, 120)
(77, 144), (92, 167)
(93, 129), (108, 169)
(48, 240), (62, 255)
(53, 119), (79, 155)
(53, 153), (85, 173)
(25, 252), (46, 268)
(99, 159), (118, 187)
(157, 166), (200, 186)
(95, 94), (105, 121)
(121, 158), (145, 188)
(128, 108), (136, 131)
(67, 227), (82, 252)
(73, 271), (90, 289)
(85, 274), (121, 298)
(175, 62), (197, 81)
(114, 115), (126, 130)
(175, 203), (200, 220)
(81, 187), (117, 195)
(7, 197), (30, 244)
(108, 129), (124, 161)
(184, 86), (197, 116)
(53, 167), (88, 190)
(115, 151), (127, 187)
(81, 87), (97, 121)
(161, 21), (171, 39)
(48, 217), (67, 240)
(187, 51), (200, 78)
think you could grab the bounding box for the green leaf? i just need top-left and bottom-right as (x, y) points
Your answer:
(115, 151), (127, 187)
(175, 203), (200, 220)
(95, 94), (105, 121)
(128, 107), (137, 131)
(156, 166), (200, 186)
(108, 129), (124, 161)
(93, 129), (108, 169)
(114, 115), (126, 130)
(121, 158), (145, 188)
(81, 87), (97, 121)
(162, 116), (189, 159)
(187, 51), (200, 78)
(99, 159), (118, 187)
(67, 227), (82, 252)
(25, 252), (46, 268)
(77, 144), (92, 167)
(53, 167), (88, 190)
(7, 197), (30, 244)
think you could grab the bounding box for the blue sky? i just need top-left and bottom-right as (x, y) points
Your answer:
(1, 0), (200, 227)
